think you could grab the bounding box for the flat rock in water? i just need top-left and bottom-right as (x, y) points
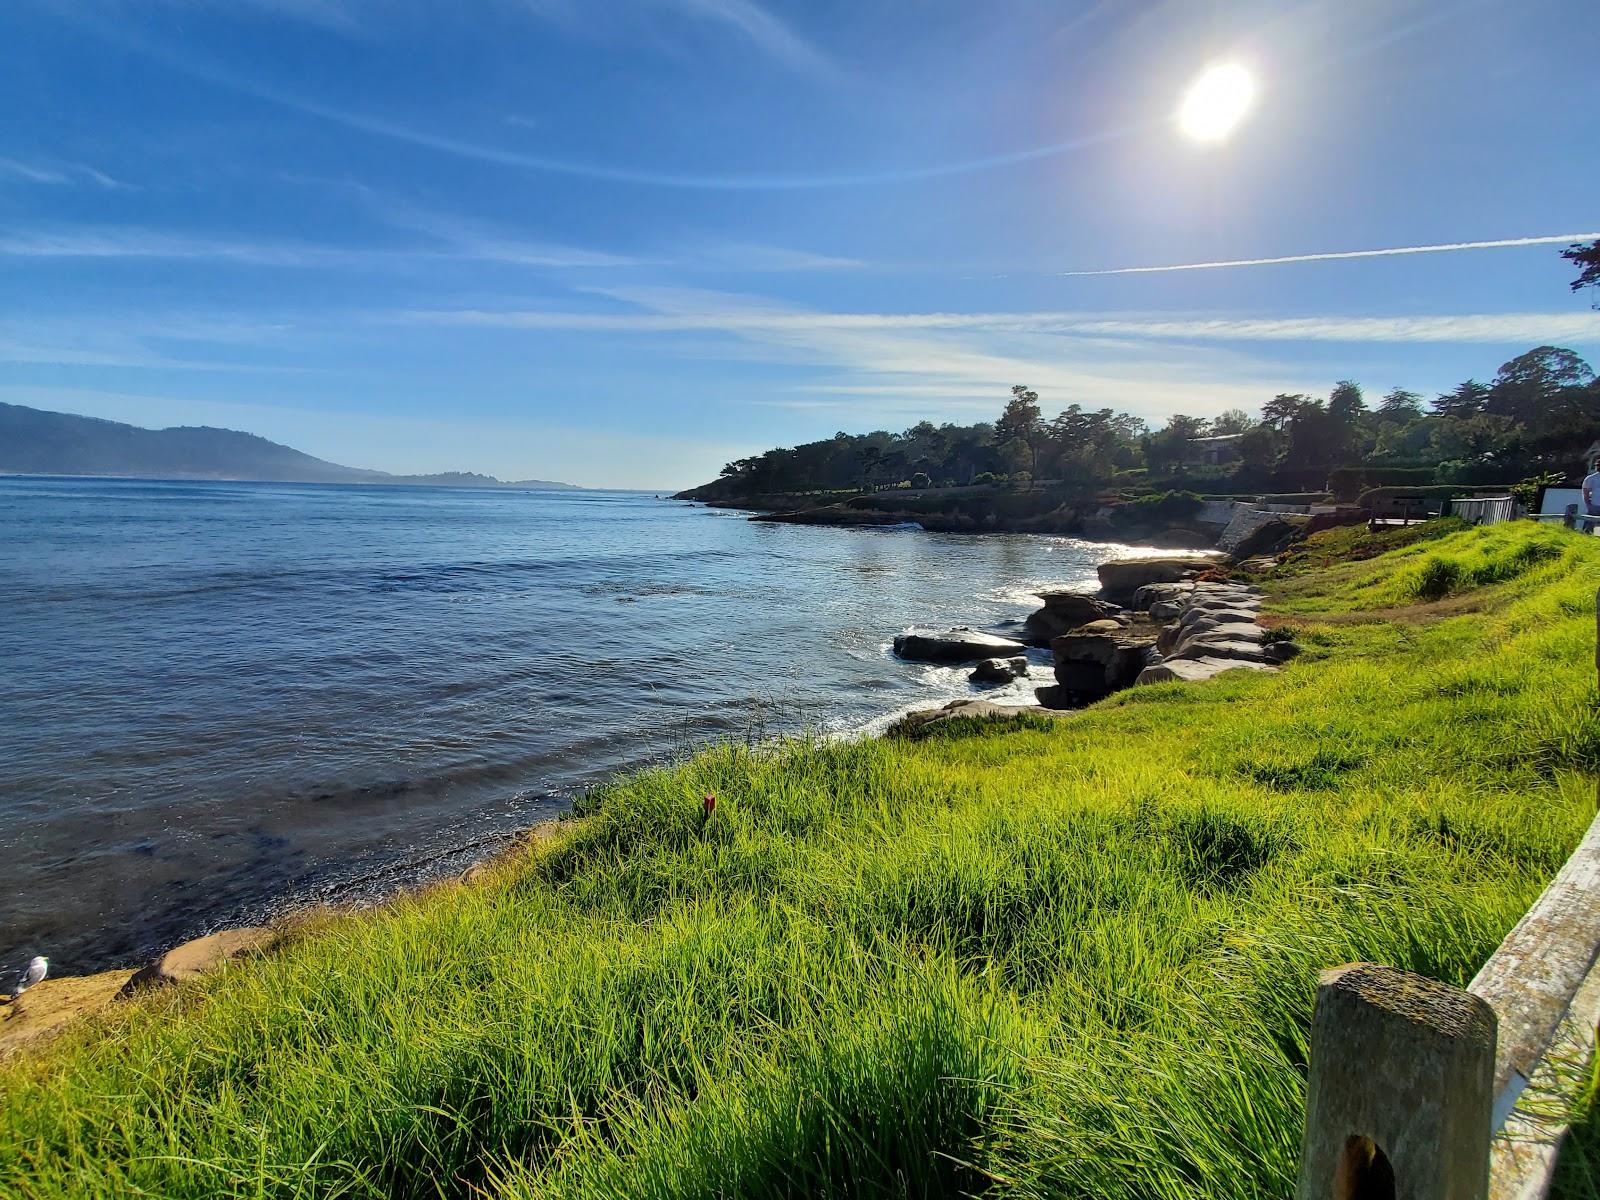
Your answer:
(893, 629), (1027, 662)
(0, 970), (135, 1058)
(122, 926), (277, 994)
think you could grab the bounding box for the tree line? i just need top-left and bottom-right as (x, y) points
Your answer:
(700, 244), (1600, 500)
(707, 344), (1597, 498)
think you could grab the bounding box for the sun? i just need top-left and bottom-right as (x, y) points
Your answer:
(1177, 63), (1256, 143)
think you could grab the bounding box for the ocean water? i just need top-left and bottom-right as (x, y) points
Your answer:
(0, 477), (1179, 974)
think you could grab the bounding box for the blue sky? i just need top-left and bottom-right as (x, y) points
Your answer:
(3, 0), (1597, 488)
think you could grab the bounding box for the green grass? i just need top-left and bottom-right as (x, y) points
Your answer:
(4, 522), (1600, 1199)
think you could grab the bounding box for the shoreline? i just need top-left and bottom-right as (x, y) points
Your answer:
(11, 537), (1221, 992)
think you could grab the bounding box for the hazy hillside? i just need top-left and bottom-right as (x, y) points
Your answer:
(0, 403), (576, 488)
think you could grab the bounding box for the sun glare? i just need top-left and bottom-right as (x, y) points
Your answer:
(1177, 62), (1256, 143)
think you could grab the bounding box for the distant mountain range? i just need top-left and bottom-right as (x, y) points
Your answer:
(0, 403), (577, 489)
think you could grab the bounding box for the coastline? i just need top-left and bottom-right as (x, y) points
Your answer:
(7, 531), (1221, 1000)
(6, 519), (1596, 1196)
(4, 512), (1215, 989)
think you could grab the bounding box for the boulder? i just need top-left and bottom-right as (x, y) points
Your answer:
(1022, 592), (1116, 644)
(969, 655), (1028, 684)
(1131, 582), (1192, 613)
(1167, 638), (1273, 664)
(1076, 619), (1123, 634)
(122, 926), (276, 994)
(892, 628), (1027, 663)
(1, 970), (135, 1058)
(1165, 621), (1266, 658)
(1096, 557), (1205, 602)
(1229, 517), (1300, 559)
(1135, 657), (1277, 686)
(1050, 629), (1157, 697)
(1034, 684), (1080, 709)
(1263, 640), (1302, 663)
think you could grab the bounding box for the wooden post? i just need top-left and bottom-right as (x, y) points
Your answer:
(1296, 963), (1496, 1200)
(1565, 504), (1579, 530)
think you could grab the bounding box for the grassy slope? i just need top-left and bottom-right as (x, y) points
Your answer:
(3, 522), (1600, 1199)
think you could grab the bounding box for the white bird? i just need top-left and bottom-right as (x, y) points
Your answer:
(15, 956), (47, 995)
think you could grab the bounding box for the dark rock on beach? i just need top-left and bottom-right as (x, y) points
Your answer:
(1022, 591), (1119, 644)
(1049, 627), (1158, 698)
(969, 655), (1029, 684)
(893, 628), (1028, 662)
(1095, 556), (1210, 603)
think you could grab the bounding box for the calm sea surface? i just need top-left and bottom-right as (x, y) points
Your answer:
(0, 477), (1178, 973)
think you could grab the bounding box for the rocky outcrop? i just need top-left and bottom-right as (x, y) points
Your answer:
(1049, 627), (1158, 700)
(1228, 517), (1301, 559)
(969, 656), (1028, 684)
(1021, 591), (1118, 644)
(122, 926), (277, 995)
(1135, 657), (1277, 685)
(1053, 573), (1293, 693)
(1096, 556), (1212, 603)
(0, 969), (136, 1058)
(892, 628), (1028, 662)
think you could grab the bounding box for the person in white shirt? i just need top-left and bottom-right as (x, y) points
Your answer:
(1584, 460), (1600, 527)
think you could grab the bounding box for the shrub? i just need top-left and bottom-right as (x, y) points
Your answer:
(1328, 466), (1437, 502)
(1415, 556), (1464, 600)
(909, 472), (932, 490)
(971, 472), (1000, 486)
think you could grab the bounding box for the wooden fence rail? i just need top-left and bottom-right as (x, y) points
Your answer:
(1293, 589), (1600, 1200)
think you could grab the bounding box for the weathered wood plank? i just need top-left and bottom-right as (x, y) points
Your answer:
(1469, 808), (1600, 1129)
(1488, 947), (1600, 1199)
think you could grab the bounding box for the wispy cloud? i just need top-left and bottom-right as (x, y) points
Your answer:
(667, 0), (833, 77)
(401, 285), (1600, 425)
(514, 0), (833, 78)
(1, 211), (861, 276)
(0, 155), (127, 189)
(410, 285), (1308, 423)
(0, 228), (361, 267)
(145, 0), (363, 33)
(0, 222), (644, 271)
(413, 302), (1600, 345)
(1054, 234), (1600, 277)
(681, 241), (864, 272)
(79, 8), (1117, 190)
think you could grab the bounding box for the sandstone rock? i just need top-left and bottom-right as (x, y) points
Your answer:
(121, 926), (276, 994)
(1034, 684), (1080, 709)
(1097, 557), (1206, 602)
(1050, 629), (1156, 697)
(0, 970), (135, 1058)
(1166, 621), (1266, 658)
(1135, 657), (1277, 686)
(1167, 638), (1273, 664)
(1131, 581), (1192, 612)
(1076, 619), (1122, 634)
(1230, 517), (1300, 559)
(969, 655), (1028, 684)
(892, 628), (1027, 662)
(1022, 592), (1116, 644)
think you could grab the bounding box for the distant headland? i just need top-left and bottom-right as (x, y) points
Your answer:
(0, 402), (578, 489)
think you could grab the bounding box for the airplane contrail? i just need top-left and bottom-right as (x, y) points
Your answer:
(1056, 234), (1600, 276)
